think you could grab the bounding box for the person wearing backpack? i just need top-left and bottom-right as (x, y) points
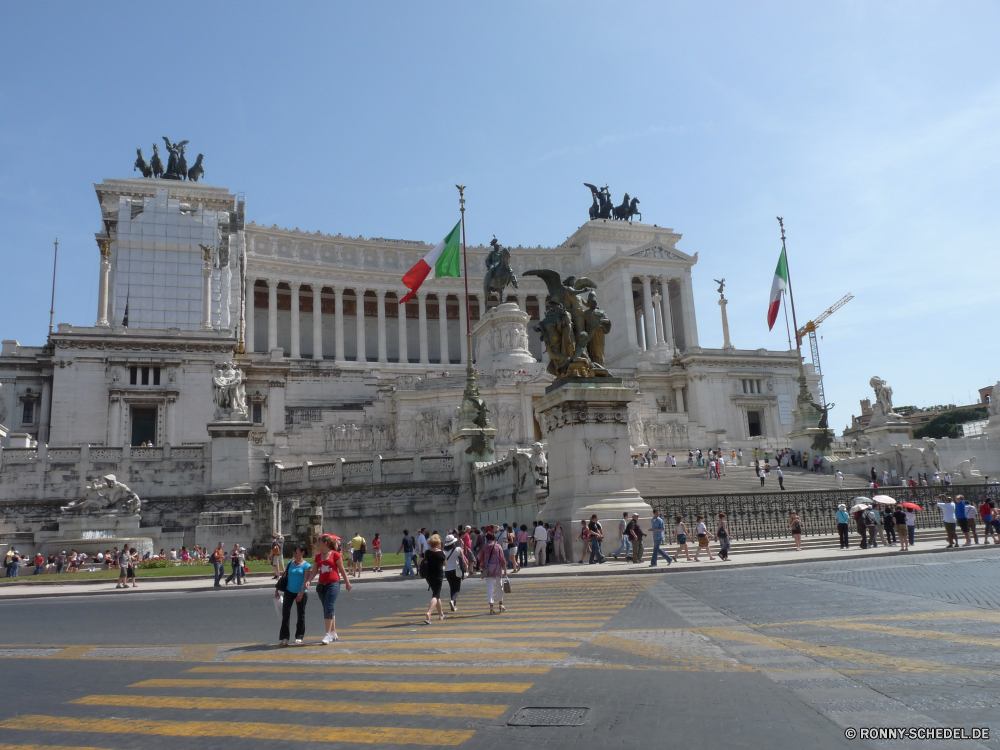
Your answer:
(443, 534), (467, 612)
(863, 507), (879, 549)
(349, 532), (366, 578)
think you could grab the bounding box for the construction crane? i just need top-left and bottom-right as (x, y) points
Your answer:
(796, 293), (853, 407)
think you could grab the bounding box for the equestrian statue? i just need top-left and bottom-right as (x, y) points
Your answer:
(483, 236), (518, 308)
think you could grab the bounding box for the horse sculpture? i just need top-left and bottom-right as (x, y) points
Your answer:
(483, 236), (518, 307)
(134, 148), (152, 178)
(613, 194), (641, 222)
(584, 183), (614, 220)
(187, 154), (205, 182)
(150, 144), (164, 177)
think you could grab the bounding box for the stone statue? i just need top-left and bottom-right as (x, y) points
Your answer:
(525, 269), (610, 378)
(61, 475), (140, 515)
(584, 183), (614, 220)
(816, 402), (835, 430)
(612, 193), (641, 222)
(134, 148), (152, 178)
(150, 144), (164, 178)
(923, 438), (942, 473)
(714, 278), (725, 295)
(162, 137), (189, 180)
(529, 442), (548, 486)
(187, 154), (205, 182)
(582, 295), (611, 366)
(213, 361), (248, 420)
(483, 236), (518, 306)
(869, 376), (899, 421)
(989, 382), (1000, 417)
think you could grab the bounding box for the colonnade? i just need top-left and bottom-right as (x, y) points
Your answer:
(633, 274), (698, 352)
(245, 278), (543, 364)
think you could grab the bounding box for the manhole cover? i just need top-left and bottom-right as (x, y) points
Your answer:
(508, 707), (590, 727)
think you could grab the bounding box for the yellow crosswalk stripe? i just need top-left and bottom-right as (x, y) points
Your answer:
(343, 627), (597, 635)
(769, 620), (1000, 649)
(0, 743), (117, 750)
(259, 640), (578, 650)
(225, 651), (568, 662)
(132, 678), (533, 693)
(284, 631), (586, 641)
(189, 664), (551, 676)
(0, 716), (473, 746)
(71, 694), (508, 720)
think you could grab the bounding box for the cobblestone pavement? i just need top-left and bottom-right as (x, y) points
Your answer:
(0, 552), (997, 749)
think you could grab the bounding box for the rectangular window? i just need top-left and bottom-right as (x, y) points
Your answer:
(141, 367), (149, 385)
(130, 406), (157, 446)
(756, 379), (762, 394)
(153, 367), (160, 386)
(747, 410), (763, 438)
(742, 379), (748, 394)
(252, 403), (262, 424)
(22, 401), (34, 424)
(130, 367), (137, 385)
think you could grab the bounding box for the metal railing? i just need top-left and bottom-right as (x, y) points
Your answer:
(646, 484), (1000, 541)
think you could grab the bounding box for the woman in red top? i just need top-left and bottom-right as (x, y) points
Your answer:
(305, 534), (351, 643)
(371, 533), (382, 573)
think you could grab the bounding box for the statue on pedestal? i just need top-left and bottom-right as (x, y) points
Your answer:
(213, 362), (248, 420)
(869, 376), (903, 422)
(61, 475), (141, 515)
(483, 236), (518, 305)
(526, 269), (611, 378)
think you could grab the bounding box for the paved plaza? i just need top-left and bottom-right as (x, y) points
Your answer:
(1, 550), (999, 749)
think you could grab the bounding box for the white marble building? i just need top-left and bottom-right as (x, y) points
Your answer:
(1, 176), (819, 468)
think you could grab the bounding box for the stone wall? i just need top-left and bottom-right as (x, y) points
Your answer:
(472, 449), (545, 528)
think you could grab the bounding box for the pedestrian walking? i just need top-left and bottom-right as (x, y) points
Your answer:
(693, 515), (715, 561)
(349, 532), (366, 577)
(893, 505), (908, 551)
(553, 522), (566, 563)
(777, 468), (785, 490)
(211, 542), (225, 587)
(836, 470), (844, 489)
(674, 516), (691, 561)
(577, 520), (590, 564)
(903, 505), (917, 546)
(648, 509), (673, 566)
(225, 543), (242, 585)
(305, 534), (351, 644)
(275, 544), (312, 646)
(758, 467), (766, 487)
(936, 495), (958, 548)
(628, 513), (645, 563)
(370, 533), (382, 572)
(533, 521), (548, 566)
(443, 534), (467, 612)
(478, 531), (508, 615)
(420, 534), (447, 624)
(882, 507), (897, 545)
(587, 515), (605, 564)
(955, 495), (976, 546)
(613, 512), (631, 561)
(516, 524), (530, 568)
(787, 511), (803, 551)
(855, 509), (868, 549)
(836, 504), (851, 549)
(716, 513), (731, 561)
(398, 529), (415, 576)
(115, 546), (130, 589)
(980, 500), (999, 544)
(863, 506), (879, 548)
(126, 547), (138, 588)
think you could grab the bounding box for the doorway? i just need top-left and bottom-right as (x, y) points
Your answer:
(130, 406), (157, 446)
(747, 410), (763, 438)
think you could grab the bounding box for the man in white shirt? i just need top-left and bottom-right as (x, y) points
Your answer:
(777, 468), (785, 490)
(936, 496), (958, 548)
(835, 470), (844, 489)
(533, 522), (548, 566)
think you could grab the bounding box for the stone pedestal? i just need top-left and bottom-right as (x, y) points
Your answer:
(864, 421), (911, 453)
(208, 420), (253, 490)
(534, 378), (651, 562)
(785, 427), (829, 454)
(35, 513), (154, 558)
(472, 302), (538, 378)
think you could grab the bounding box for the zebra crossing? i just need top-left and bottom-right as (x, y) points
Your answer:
(0, 578), (649, 749)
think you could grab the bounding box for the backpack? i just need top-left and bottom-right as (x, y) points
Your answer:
(864, 509), (878, 526)
(360, 540), (367, 554)
(418, 555), (428, 579)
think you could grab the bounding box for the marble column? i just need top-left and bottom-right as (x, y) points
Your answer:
(201, 263), (213, 330)
(680, 275), (699, 348)
(245, 277), (255, 353)
(516, 293), (527, 313)
(289, 282), (301, 358)
(621, 272), (639, 350)
(354, 287), (367, 364)
(397, 293), (409, 364)
(95, 240), (111, 327)
(658, 276), (675, 351)
(719, 295), (733, 348)
(641, 276), (656, 352)
(376, 288), (388, 363)
(674, 386), (685, 413)
(266, 280), (278, 351)
(417, 291), (429, 364)
(652, 293), (665, 345)
(438, 295), (449, 365)
(458, 293), (468, 364)
(635, 306), (646, 350)
(333, 285), (345, 361)
(311, 285), (323, 360)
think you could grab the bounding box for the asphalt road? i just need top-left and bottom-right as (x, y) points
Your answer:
(1, 550), (999, 749)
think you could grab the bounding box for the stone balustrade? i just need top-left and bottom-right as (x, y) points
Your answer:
(472, 448), (543, 526)
(271, 452), (456, 490)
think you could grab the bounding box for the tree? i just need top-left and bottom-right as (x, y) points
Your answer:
(912, 408), (988, 440)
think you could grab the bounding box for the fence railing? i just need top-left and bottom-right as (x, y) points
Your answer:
(646, 484), (1000, 541)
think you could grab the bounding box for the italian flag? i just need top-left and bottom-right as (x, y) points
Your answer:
(767, 248), (788, 330)
(400, 221), (462, 303)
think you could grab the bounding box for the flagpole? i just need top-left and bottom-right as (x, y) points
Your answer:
(777, 217), (801, 357)
(457, 185), (472, 367)
(781, 289), (792, 351)
(48, 238), (59, 338)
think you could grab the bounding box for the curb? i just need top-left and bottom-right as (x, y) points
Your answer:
(1, 543), (995, 599)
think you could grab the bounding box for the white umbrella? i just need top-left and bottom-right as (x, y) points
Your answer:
(850, 503), (871, 513)
(872, 495), (896, 505)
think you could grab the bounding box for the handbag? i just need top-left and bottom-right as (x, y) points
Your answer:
(315, 582), (328, 597)
(502, 576), (512, 594)
(275, 567), (289, 592)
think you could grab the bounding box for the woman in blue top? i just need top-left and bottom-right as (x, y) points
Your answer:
(835, 504), (851, 549)
(275, 543), (312, 646)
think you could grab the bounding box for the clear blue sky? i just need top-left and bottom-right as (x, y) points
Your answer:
(3, 2), (998, 430)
